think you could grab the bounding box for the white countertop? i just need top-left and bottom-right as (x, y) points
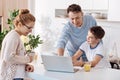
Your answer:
(27, 63), (120, 80)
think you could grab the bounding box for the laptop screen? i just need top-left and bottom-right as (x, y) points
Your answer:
(41, 55), (77, 73)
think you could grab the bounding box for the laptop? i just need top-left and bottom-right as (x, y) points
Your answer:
(41, 55), (79, 73)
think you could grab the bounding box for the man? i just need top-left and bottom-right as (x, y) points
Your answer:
(57, 4), (97, 57)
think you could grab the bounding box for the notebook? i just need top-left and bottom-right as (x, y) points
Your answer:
(41, 55), (79, 73)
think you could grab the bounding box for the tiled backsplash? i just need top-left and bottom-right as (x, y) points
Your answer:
(83, 10), (107, 19)
(55, 9), (68, 18)
(55, 9), (107, 19)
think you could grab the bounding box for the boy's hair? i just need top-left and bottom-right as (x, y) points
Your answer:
(90, 26), (105, 39)
(67, 4), (82, 14)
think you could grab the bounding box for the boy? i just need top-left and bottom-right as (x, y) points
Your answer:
(72, 26), (111, 68)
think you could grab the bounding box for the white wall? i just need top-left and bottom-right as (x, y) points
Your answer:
(34, 0), (80, 53)
(108, 0), (120, 21)
(98, 21), (120, 58)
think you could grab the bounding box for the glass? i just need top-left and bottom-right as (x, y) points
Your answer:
(34, 54), (38, 61)
(83, 62), (91, 72)
(23, 23), (33, 30)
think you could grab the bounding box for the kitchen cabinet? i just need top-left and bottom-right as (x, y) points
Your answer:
(2, 0), (28, 29)
(79, 0), (93, 10)
(49, 0), (79, 9)
(79, 0), (108, 10)
(108, 0), (120, 21)
(92, 0), (108, 10)
(48, 0), (109, 10)
(0, 0), (2, 16)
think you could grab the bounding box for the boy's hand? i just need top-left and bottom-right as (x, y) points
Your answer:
(72, 56), (77, 64)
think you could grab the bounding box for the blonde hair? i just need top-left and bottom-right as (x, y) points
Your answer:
(13, 9), (35, 26)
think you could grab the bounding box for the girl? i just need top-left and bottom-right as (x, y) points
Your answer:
(0, 9), (35, 80)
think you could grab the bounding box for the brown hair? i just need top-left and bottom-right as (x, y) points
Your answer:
(14, 9), (35, 26)
(67, 4), (82, 14)
(90, 26), (105, 39)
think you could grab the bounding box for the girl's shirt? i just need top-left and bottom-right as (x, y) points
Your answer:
(0, 30), (30, 80)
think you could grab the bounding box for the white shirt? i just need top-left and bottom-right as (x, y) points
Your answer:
(80, 41), (111, 68)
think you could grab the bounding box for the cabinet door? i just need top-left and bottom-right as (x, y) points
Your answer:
(93, 0), (108, 10)
(52, 0), (79, 9)
(79, 0), (93, 10)
(16, 0), (28, 9)
(3, 0), (28, 28)
(108, 0), (120, 21)
(79, 0), (108, 10)
(0, 0), (2, 16)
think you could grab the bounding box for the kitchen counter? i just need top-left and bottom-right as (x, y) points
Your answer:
(27, 63), (120, 80)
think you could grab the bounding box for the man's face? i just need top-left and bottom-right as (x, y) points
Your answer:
(68, 12), (83, 27)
